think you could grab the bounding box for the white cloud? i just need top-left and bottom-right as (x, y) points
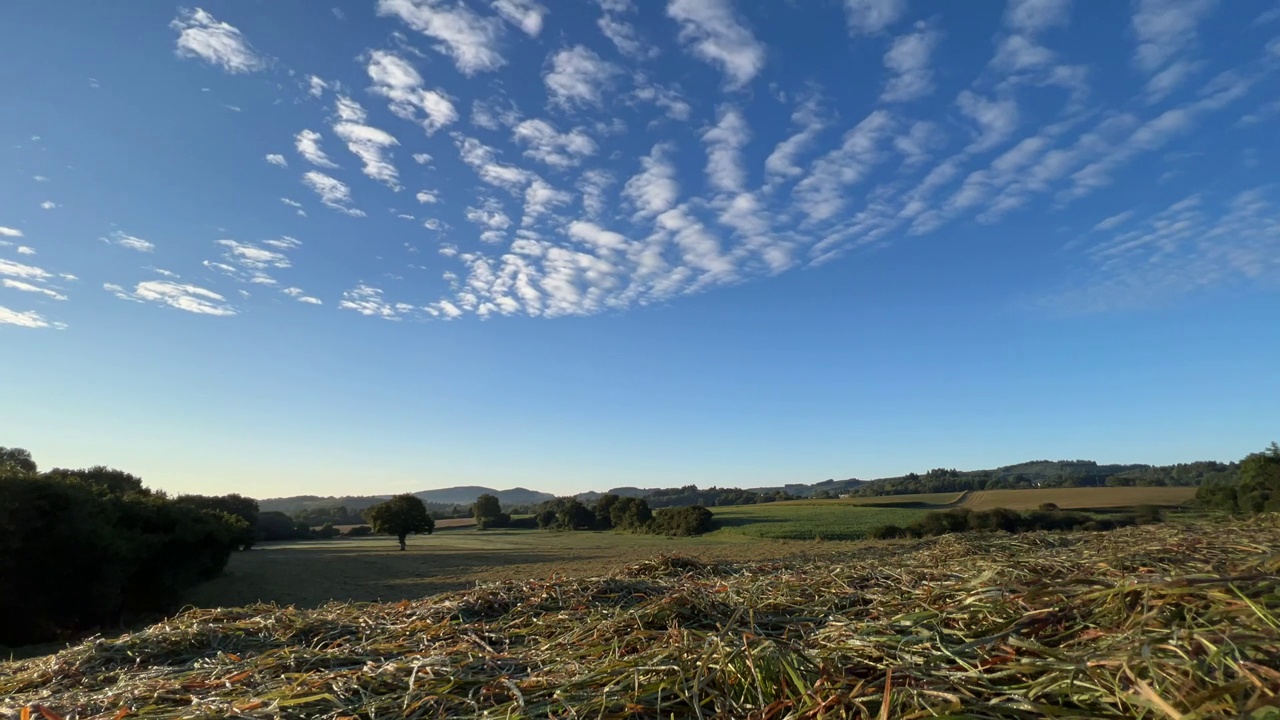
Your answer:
(295, 129), (339, 168)
(1131, 0), (1216, 73)
(33, 175), (49, 183)
(523, 178), (572, 225)
(702, 105), (750, 194)
(1092, 209), (1135, 231)
(283, 287), (322, 305)
(1005, 0), (1072, 34)
(281, 198), (303, 208)
(512, 119), (598, 168)
(0, 306), (65, 329)
(623, 143), (680, 219)
(1144, 59), (1199, 103)
(794, 110), (894, 222)
(893, 120), (945, 167)
(339, 283), (410, 319)
(881, 23), (939, 103)
(1, 259), (49, 280)
(990, 34), (1056, 73)
(40, 201), (58, 210)
(148, 267), (180, 278)
(578, 169), (614, 216)
(332, 97), (402, 190)
(170, 7), (264, 74)
(217, 239), (291, 269)
(3, 279), (66, 301)
(456, 136), (534, 191)
(0, 227), (22, 238)
(492, 0), (547, 36)
(765, 95), (827, 184)
(16, 246), (36, 256)
(631, 79), (691, 121)
(957, 90), (1019, 152)
(416, 190), (440, 204)
(265, 153), (288, 167)
(843, 0), (906, 35)
(544, 46), (620, 109)
(597, 1), (657, 59)
(111, 280), (236, 316)
(308, 75), (329, 98)
(104, 231), (156, 253)
(413, 153), (433, 164)
(667, 0), (766, 89)
(366, 51), (459, 136)
(376, 0), (506, 75)
(465, 197), (513, 233)
(302, 171), (365, 216)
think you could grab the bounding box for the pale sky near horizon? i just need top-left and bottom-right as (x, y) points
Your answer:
(2, 0), (1278, 498)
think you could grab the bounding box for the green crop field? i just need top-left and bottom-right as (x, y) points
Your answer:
(960, 486), (1196, 510)
(708, 501), (931, 540)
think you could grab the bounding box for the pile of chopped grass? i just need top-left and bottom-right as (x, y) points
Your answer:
(3, 517), (1279, 719)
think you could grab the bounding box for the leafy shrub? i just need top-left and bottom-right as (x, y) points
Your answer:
(0, 457), (245, 646)
(651, 506), (715, 536)
(1038, 502), (1060, 512)
(316, 523), (340, 539)
(869, 505), (1152, 542)
(344, 525), (373, 537)
(476, 512), (511, 530)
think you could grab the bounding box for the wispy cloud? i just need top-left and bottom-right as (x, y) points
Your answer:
(295, 129), (339, 168)
(0, 305), (65, 329)
(596, 0), (657, 59)
(3, 279), (67, 301)
(1131, 0), (1216, 74)
(544, 46), (620, 109)
(702, 106), (750, 194)
(107, 280), (236, 316)
(513, 119), (598, 168)
(170, 7), (264, 73)
(103, 231), (156, 253)
(456, 136), (534, 192)
(794, 110), (894, 222)
(0, 227), (23, 238)
(265, 153), (288, 168)
(623, 143), (680, 219)
(339, 283), (414, 319)
(764, 94), (827, 184)
(16, 246), (36, 256)
(0, 259), (51, 281)
(843, 0), (906, 35)
(366, 51), (459, 136)
(40, 201), (58, 211)
(1004, 0), (1072, 35)
(282, 287), (322, 305)
(667, 0), (766, 89)
(331, 97), (402, 191)
(376, 0), (505, 75)
(492, 0), (547, 36)
(881, 23), (939, 103)
(302, 171), (365, 216)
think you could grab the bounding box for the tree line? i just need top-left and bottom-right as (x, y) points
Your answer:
(1196, 443), (1280, 514)
(471, 493), (716, 536)
(0, 447), (256, 646)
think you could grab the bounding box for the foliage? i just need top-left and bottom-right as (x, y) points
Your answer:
(257, 511), (301, 541)
(1196, 443), (1280, 514)
(472, 493), (511, 530)
(0, 450), (245, 646)
(365, 495), (434, 550)
(176, 494), (259, 549)
(343, 525), (373, 537)
(651, 506), (715, 536)
(871, 506), (1148, 540)
(315, 523), (340, 539)
(0, 447), (37, 475)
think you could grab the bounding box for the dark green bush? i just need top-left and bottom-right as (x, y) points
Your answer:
(343, 525), (373, 537)
(651, 506), (715, 536)
(316, 522), (340, 539)
(0, 463), (244, 647)
(869, 505), (1151, 542)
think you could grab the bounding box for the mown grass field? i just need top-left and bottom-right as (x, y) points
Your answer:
(9, 516), (1277, 719)
(190, 485), (1198, 610)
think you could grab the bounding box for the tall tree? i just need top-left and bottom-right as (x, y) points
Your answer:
(0, 447), (37, 476)
(365, 494), (434, 550)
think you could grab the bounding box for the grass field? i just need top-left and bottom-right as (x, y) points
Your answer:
(708, 502), (929, 540)
(183, 485), (1202, 611)
(8, 516), (1277, 719)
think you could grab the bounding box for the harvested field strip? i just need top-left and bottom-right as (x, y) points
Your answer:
(3, 517), (1279, 719)
(961, 486), (1198, 511)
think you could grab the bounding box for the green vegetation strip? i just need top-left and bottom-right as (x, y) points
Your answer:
(4, 517), (1280, 719)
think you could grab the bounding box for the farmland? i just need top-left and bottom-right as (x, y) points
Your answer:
(5, 516), (1277, 719)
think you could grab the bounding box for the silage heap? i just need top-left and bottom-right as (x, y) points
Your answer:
(3, 517), (1279, 719)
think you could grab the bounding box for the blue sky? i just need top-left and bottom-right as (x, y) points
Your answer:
(2, 0), (1278, 498)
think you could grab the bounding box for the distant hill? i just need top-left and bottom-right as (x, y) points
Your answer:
(257, 458), (1234, 516)
(413, 486), (555, 506)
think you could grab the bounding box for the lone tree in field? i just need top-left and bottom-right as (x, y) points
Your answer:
(365, 494), (434, 550)
(472, 493), (509, 529)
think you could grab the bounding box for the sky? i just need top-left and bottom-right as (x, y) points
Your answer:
(1, 0), (1278, 499)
